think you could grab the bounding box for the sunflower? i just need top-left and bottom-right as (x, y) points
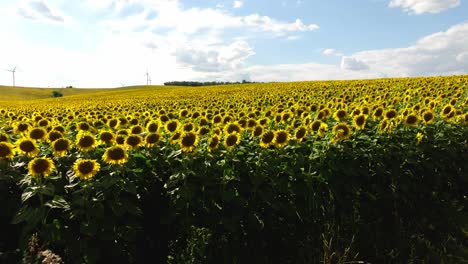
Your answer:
(252, 125), (264, 138)
(373, 107), (384, 119)
(125, 135), (143, 149)
(108, 119), (119, 129)
(224, 122), (242, 135)
(0, 132), (9, 142)
(146, 121), (159, 133)
(198, 127), (211, 137)
(353, 114), (367, 130)
(115, 135), (126, 145)
(47, 130), (63, 142)
(0, 142), (15, 159)
(317, 122), (328, 138)
(73, 159), (100, 180)
(247, 118), (257, 129)
(99, 131), (115, 145)
(14, 122), (30, 134)
(37, 119), (49, 127)
(51, 138), (72, 157)
(224, 132), (241, 150)
(76, 133), (97, 152)
(102, 146), (129, 165)
(207, 134), (220, 152)
(213, 115), (222, 124)
(28, 157), (55, 178)
(332, 123), (352, 143)
(145, 133), (162, 148)
(404, 114), (419, 127)
(294, 126), (307, 143)
(165, 120), (179, 133)
(416, 132), (424, 145)
(170, 132), (182, 144)
(77, 122), (90, 132)
(441, 105), (453, 118)
(259, 130), (275, 148)
(179, 131), (198, 152)
(384, 109), (397, 119)
(310, 120), (322, 133)
(183, 122), (196, 132)
(130, 125), (144, 135)
(29, 127), (47, 141)
(333, 109), (348, 121)
(16, 138), (40, 157)
(274, 130), (290, 148)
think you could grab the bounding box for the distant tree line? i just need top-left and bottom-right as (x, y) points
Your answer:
(163, 80), (259, 86)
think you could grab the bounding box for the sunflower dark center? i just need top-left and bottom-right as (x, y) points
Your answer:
(54, 139), (70, 151)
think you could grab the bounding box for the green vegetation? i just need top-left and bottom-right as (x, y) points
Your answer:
(0, 75), (467, 263)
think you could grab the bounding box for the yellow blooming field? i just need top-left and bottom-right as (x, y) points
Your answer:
(0, 76), (467, 263)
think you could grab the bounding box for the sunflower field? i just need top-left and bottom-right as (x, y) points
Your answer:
(0, 76), (467, 263)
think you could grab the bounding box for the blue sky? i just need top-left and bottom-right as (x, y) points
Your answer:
(0, 0), (467, 87)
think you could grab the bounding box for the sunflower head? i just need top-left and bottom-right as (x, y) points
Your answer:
(252, 125), (264, 138)
(47, 130), (63, 142)
(165, 120), (179, 133)
(373, 107), (384, 119)
(16, 138), (40, 157)
(333, 109), (348, 121)
(183, 122), (196, 132)
(332, 123), (352, 143)
(99, 131), (115, 144)
(179, 131), (198, 152)
(0, 132), (9, 142)
(404, 114), (419, 127)
(28, 157), (55, 178)
(73, 159), (100, 180)
(130, 125), (144, 135)
(353, 114), (367, 130)
(103, 146), (129, 165)
(52, 138), (72, 157)
(125, 135), (143, 149)
(274, 130), (290, 148)
(170, 132), (182, 144)
(14, 123), (30, 134)
(29, 128), (47, 141)
(224, 132), (241, 150)
(294, 126), (307, 143)
(385, 109), (397, 119)
(310, 120), (322, 132)
(76, 133), (97, 152)
(224, 122), (242, 135)
(77, 122), (91, 131)
(145, 133), (162, 148)
(0, 142), (15, 159)
(441, 105), (453, 118)
(208, 135), (220, 152)
(259, 130), (275, 148)
(146, 121), (159, 133)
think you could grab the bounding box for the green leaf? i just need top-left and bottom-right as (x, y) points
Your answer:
(45, 196), (70, 210)
(21, 187), (38, 202)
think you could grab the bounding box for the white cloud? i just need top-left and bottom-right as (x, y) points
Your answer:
(340, 57), (369, 71)
(233, 1), (243, 8)
(389, 0), (460, 14)
(175, 40), (255, 72)
(346, 22), (468, 77)
(322, 48), (344, 56)
(17, 0), (67, 23)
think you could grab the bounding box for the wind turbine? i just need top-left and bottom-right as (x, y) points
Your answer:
(5, 66), (17, 87)
(145, 69), (151, 86)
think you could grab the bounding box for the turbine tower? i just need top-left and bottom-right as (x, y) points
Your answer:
(6, 66), (17, 87)
(145, 69), (151, 86)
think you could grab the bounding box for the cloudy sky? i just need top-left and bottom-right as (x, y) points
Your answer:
(0, 0), (467, 88)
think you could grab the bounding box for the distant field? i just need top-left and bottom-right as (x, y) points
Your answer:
(0, 85), (163, 101)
